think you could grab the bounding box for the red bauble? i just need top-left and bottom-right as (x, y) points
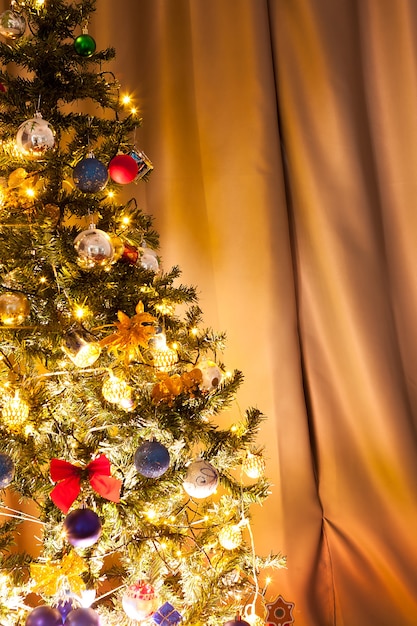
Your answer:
(0, 82), (6, 93)
(108, 154), (138, 184)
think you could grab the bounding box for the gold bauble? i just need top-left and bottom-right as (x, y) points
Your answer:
(218, 524), (243, 550)
(2, 392), (30, 433)
(242, 452), (266, 479)
(150, 333), (178, 371)
(43, 203), (61, 225)
(0, 292), (30, 325)
(152, 346), (178, 371)
(102, 374), (133, 410)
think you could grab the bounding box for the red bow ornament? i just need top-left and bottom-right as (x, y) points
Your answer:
(50, 455), (122, 513)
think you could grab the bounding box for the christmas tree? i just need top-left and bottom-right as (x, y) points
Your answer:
(0, 2), (285, 626)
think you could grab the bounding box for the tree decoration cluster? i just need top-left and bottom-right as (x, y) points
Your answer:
(0, 2), (287, 626)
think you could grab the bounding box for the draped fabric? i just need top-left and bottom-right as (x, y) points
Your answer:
(5, 1), (417, 625)
(92, 1), (417, 624)
(95, 2), (417, 624)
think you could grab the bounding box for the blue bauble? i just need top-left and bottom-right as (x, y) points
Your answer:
(65, 609), (100, 626)
(134, 441), (170, 478)
(73, 156), (108, 193)
(63, 508), (102, 548)
(25, 606), (63, 626)
(0, 452), (14, 488)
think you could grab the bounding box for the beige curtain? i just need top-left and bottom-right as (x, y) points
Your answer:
(5, 0), (417, 624)
(96, 1), (417, 624)
(95, 1), (417, 625)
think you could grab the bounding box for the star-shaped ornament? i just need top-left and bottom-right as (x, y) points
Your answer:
(265, 595), (295, 626)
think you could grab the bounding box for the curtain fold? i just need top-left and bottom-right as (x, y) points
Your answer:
(94, 2), (328, 623)
(269, 1), (417, 624)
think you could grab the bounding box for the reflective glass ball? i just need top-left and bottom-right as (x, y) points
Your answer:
(196, 360), (223, 392)
(16, 115), (55, 159)
(140, 248), (159, 272)
(73, 156), (108, 193)
(74, 34), (96, 57)
(134, 441), (170, 478)
(74, 226), (114, 269)
(63, 508), (102, 548)
(0, 9), (26, 39)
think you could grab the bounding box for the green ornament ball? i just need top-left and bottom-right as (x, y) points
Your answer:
(74, 33), (96, 57)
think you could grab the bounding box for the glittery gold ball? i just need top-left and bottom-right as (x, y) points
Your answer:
(242, 453), (266, 479)
(2, 393), (30, 433)
(102, 375), (133, 410)
(152, 347), (178, 371)
(69, 342), (101, 368)
(218, 524), (242, 550)
(149, 333), (178, 371)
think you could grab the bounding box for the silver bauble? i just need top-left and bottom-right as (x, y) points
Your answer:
(0, 10), (26, 40)
(140, 247), (159, 272)
(16, 113), (55, 159)
(74, 224), (114, 269)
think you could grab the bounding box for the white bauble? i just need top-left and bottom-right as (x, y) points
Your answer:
(183, 459), (219, 498)
(196, 360), (223, 392)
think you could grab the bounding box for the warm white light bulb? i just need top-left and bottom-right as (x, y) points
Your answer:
(74, 306), (86, 319)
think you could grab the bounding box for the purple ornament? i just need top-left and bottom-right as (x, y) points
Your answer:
(65, 608), (100, 626)
(25, 606), (63, 626)
(56, 600), (76, 622)
(63, 508), (102, 548)
(223, 618), (250, 626)
(134, 440), (170, 478)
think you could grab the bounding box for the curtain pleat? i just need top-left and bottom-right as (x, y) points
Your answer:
(269, 1), (417, 624)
